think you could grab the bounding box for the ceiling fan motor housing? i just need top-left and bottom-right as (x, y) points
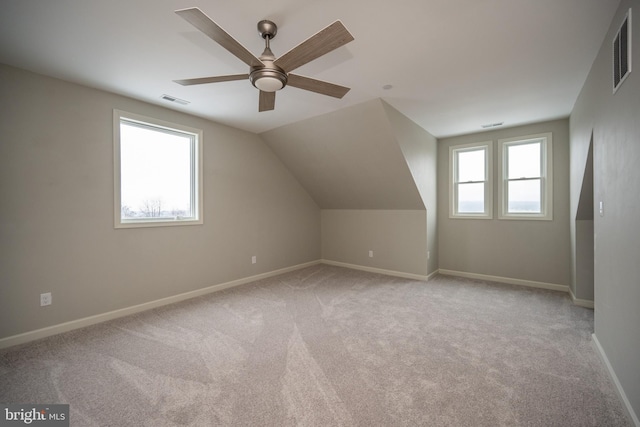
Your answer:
(250, 62), (287, 92)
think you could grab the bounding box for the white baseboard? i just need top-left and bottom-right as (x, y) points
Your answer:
(320, 259), (429, 282)
(438, 269), (569, 293)
(426, 269), (440, 281)
(569, 288), (595, 308)
(592, 334), (640, 427)
(0, 260), (321, 350)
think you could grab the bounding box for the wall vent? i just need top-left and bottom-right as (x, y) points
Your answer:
(161, 94), (190, 105)
(613, 8), (632, 93)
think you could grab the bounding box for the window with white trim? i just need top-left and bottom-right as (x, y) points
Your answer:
(498, 133), (552, 220)
(113, 110), (203, 228)
(449, 141), (493, 219)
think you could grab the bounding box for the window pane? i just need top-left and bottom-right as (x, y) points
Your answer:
(120, 122), (193, 220)
(508, 142), (540, 179)
(458, 182), (485, 213)
(457, 149), (485, 182)
(507, 179), (541, 213)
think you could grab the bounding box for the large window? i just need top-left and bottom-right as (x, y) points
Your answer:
(113, 110), (203, 228)
(449, 141), (493, 218)
(498, 133), (552, 220)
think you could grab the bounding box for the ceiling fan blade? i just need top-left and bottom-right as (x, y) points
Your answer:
(287, 74), (350, 98)
(174, 74), (249, 86)
(259, 91), (275, 112)
(273, 20), (354, 73)
(175, 8), (263, 67)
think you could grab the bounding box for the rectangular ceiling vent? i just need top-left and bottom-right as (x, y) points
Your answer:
(613, 8), (632, 93)
(161, 94), (190, 105)
(481, 122), (504, 129)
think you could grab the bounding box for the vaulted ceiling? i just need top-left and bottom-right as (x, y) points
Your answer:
(261, 99), (433, 210)
(0, 0), (620, 138)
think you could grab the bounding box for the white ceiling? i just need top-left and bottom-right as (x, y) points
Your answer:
(0, 0), (620, 138)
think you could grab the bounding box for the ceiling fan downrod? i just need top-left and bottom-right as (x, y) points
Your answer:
(251, 20), (287, 92)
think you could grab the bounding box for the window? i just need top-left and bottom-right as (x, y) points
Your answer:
(450, 141), (493, 218)
(113, 110), (203, 228)
(498, 133), (552, 220)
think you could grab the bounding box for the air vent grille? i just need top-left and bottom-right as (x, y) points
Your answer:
(613, 9), (632, 93)
(161, 94), (190, 105)
(481, 122), (504, 129)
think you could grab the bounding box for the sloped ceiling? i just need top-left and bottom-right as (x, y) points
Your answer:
(381, 101), (438, 211)
(576, 137), (594, 221)
(260, 99), (425, 209)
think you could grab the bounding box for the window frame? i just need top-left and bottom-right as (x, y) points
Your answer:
(612, 8), (632, 94)
(497, 133), (552, 221)
(113, 109), (204, 229)
(449, 141), (493, 219)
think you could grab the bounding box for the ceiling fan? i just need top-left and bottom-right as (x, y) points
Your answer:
(174, 8), (355, 112)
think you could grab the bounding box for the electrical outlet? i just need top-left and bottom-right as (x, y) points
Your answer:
(251, 255), (257, 264)
(40, 292), (52, 306)
(427, 251), (430, 260)
(369, 250), (374, 258)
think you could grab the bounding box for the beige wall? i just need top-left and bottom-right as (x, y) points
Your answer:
(438, 119), (571, 286)
(0, 64), (320, 339)
(570, 0), (640, 419)
(574, 220), (594, 301)
(321, 210), (428, 277)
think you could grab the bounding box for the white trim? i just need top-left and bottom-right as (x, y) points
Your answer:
(0, 260), (320, 350)
(569, 288), (595, 309)
(426, 269), (440, 281)
(438, 269), (569, 293)
(0, 263), (582, 350)
(321, 259), (429, 282)
(592, 334), (640, 427)
(113, 109), (204, 229)
(498, 133), (553, 221)
(449, 141), (493, 219)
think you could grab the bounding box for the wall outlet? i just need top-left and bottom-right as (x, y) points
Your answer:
(251, 255), (257, 264)
(427, 251), (430, 260)
(369, 250), (374, 258)
(40, 292), (52, 306)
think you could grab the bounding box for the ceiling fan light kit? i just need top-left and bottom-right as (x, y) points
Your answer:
(174, 7), (354, 111)
(251, 73), (286, 92)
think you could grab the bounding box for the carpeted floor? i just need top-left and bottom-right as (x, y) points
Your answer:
(0, 265), (630, 426)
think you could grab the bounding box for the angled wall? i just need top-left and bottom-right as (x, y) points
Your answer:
(574, 138), (595, 302)
(260, 99), (424, 210)
(261, 99), (438, 277)
(380, 101), (438, 274)
(570, 0), (640, 422)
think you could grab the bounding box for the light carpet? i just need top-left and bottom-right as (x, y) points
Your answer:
(0, 264), (630, 426)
